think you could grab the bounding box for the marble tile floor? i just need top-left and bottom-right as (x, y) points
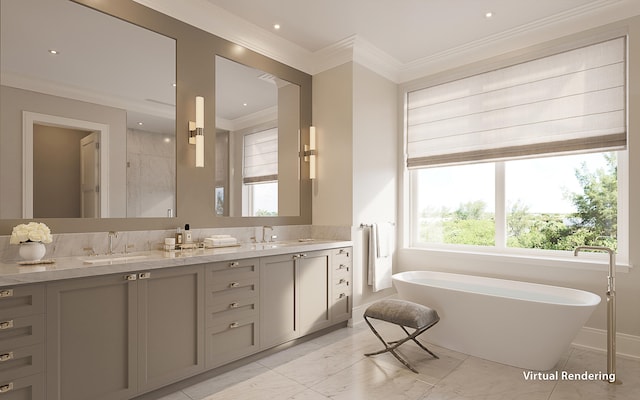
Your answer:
(153, 322), (640, 400)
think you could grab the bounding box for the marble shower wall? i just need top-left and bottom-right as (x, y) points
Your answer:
(126, 128), (176, 218)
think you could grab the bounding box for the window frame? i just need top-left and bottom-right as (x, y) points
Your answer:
(402, 30), (631, 268)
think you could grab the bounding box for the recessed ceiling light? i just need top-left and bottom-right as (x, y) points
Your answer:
(485, 12), (493, 18)
(48, 49), (59, 55)
(137, 122), (144, 126)
(273, 24), (281, 30)
(243, 103), (248, 107)
(172, 83), (176, 87)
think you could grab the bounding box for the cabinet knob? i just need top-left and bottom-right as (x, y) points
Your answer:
(229, 322), (239, 329)
(0, 352), (13, 362)
(124, 274), (137, 281)
(0, 289), (13, 298)
(229, 282), (239, 288)
(229, 302), (239, 309)
(0, 383), (13, 393)
(229, 261), (240, 268)
(338, 293), (347, 299)
(0, 320), (14, 330)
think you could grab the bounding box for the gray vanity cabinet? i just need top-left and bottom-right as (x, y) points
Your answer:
(136, 265), (205, 393)
(46, 274), (138, 400)
(259, 250), (332, 349)
(205, 258), (260, 368)
(259, 253), (297, 348)
(46, 265), (204, 400)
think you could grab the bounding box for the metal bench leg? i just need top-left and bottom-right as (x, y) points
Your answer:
(363, 316), (420, 373)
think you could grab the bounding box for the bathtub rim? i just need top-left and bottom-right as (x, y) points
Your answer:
(393, 270), (601, 307)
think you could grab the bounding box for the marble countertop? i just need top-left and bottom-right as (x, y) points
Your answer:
(0, 240), (353, 287)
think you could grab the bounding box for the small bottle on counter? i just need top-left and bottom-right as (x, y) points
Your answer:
(175, 227), (183, 246)
(184, 224), (193, 244)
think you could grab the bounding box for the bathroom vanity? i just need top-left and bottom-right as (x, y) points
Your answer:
(0, 241), (352, 399)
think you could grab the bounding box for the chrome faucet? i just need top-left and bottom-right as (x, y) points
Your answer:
(262, 226), (273, 243)
(574, 245), (619, 384)
(108, 231), (118, 255)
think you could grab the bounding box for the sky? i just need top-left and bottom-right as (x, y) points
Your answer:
(416, 152), (612, 215)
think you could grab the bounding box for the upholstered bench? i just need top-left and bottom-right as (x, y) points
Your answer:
(363, 299), (440, 373)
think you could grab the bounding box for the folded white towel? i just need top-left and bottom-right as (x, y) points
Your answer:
(205, 237), (238, 246)
(209, 234), (232, 239)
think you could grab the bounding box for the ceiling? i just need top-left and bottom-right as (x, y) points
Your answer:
(203, 0), (640, 77)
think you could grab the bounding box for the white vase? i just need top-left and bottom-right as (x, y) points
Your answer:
(19, 242), (46, 262)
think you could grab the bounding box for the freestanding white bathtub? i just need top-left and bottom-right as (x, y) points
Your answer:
(393, 271), (601, 371)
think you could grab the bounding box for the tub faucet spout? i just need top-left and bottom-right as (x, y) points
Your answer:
(573, 245), (619, 384)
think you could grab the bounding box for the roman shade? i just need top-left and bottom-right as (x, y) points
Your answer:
(406, 37), (627, 169)
(243, 128), (278, 184)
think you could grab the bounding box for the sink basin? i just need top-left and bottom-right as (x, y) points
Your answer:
(82, 255), (148, 264)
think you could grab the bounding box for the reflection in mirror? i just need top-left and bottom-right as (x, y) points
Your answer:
(215, 56), (300, 217)
(0, 0), (176, 219)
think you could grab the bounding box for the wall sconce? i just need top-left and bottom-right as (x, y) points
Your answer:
(189, 96), (205, 167)
(304, 126), (317, 179)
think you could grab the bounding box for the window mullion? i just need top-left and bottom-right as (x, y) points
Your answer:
(495, 162), (506, 249)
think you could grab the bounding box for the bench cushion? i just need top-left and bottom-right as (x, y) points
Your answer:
(364, 299), (439, 329)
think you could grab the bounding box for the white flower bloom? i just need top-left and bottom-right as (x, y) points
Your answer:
(10, 222), (53, 244)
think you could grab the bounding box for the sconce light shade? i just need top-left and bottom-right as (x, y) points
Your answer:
(190, 96), (205, 168)
(305, 126), (317, 179)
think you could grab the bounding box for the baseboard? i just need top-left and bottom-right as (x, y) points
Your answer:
(572, 326), (640, 360)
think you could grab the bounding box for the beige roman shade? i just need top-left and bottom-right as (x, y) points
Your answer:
(406, 37), (627, 169)
(243, 128), (278, 184)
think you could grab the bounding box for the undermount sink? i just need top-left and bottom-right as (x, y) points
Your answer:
(82, 255), (148, 264)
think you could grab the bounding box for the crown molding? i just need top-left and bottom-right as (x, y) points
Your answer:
(138, 0), (640, 84)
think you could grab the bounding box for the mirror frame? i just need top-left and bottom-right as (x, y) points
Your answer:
(0, 0), (312, 234)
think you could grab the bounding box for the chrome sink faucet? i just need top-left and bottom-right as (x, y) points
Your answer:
(108, 231), (118, 255)
(262, 226), (273, 243)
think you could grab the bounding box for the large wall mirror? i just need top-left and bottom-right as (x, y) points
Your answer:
(215, 56), (300, 217)
(0, 0), (176, 219)
(0, 0), (311, 234)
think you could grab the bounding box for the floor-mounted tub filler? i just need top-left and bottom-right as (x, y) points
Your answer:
(393, 271), (601, 371)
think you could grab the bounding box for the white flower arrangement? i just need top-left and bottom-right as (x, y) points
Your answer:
(10, 222), (53, 244)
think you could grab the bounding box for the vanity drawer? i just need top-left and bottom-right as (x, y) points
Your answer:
(0, 372), (44, 400)
(0, 315), (44, 351)
(0, 286), (44, 320)
(332, 248), (351, 265)
(331, 290), (351, 322)
(206, 258), (259, 274)
(0, 344), (44, 382)
(206, 274), (257, 294)
(206, 315), (258, 368)
(207, 289), (258, 314)
(206, 305), (257, 329)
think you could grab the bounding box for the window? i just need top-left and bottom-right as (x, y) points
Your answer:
(242, 128), (278, 216)
(406, 37), (627, 259)
(411, 151), (622, 254)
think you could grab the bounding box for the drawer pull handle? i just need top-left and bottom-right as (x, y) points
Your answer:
(338, 249), (350, 256)
(0, 383), (13, 393)
(229, 322), (239, 329)
(124, 274), (137, 281)
(138, 272), (151, 280)
(338, 279), (346, 284)
(0, 289), (13, 298)
(339, 293), (346, 299)
(0, 320), (13, 330)
(229, 302), (239, 309)
(229, 282), (239, 288)
(229, 261), (240, 268)
(0, 352), (13, 362)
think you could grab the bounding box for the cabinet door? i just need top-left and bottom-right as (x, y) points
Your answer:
(46, 274), (138, 400)
(298, 251), (331, 335)
(260, 254), (297, 348)
(137, 266), (204, 393)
